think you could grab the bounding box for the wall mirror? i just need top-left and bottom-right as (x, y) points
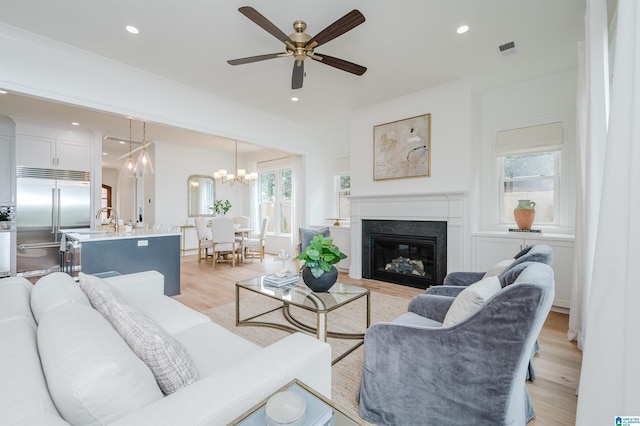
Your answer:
(188, 175), (215, 217)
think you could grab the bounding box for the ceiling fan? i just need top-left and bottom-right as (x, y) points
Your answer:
(227, 6), (367, 89)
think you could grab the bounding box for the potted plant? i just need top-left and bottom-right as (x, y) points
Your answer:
(213, 199), (232, 216)
(0, 209), (10, 230)
(296, 234), (347, 292)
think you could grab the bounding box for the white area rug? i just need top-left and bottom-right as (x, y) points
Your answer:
(202, 291), (410, 423)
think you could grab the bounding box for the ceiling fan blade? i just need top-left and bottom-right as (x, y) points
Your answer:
(227, 53), (284, 66)
(306, 9), (365, 49)
(311, 54), (367, 76)
(292, 61), (304, 90)
(238, 6), (295, 49)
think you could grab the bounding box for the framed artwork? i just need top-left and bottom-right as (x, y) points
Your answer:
(373, 113), (431, 180)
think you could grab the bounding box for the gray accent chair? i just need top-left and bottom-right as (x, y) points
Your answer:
(357, 262), (555, 425)
(408, 244), (553, 381)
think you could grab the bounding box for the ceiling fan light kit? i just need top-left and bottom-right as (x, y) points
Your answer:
(228, 7), (367, 89)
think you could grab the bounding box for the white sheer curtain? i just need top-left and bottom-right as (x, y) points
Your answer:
(568, 0), (610, 349)
(576, 0), (640, 422)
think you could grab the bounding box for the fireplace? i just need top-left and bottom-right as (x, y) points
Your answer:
(362, 220), (447, 289)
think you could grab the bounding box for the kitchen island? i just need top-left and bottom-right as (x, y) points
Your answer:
(64, 228), (181, 296)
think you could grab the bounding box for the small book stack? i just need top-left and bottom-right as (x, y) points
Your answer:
(263, 274), (299, 287)
(508, 228), (542, 233)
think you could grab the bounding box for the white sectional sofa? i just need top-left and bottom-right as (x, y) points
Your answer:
(0, 271), (332, 426)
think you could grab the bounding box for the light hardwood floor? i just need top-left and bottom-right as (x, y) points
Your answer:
(174, 254), (582, 425)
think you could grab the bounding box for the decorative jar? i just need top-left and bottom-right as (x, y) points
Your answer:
(514, 200), (536, 230)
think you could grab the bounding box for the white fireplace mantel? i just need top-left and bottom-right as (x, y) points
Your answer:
(349, 192), (470, 279)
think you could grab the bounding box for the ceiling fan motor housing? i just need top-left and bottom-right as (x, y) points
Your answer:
(290, 20), (312, 62)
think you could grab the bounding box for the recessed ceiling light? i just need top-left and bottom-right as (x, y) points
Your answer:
(0, 90), (7, 94)
(71, 122), (79, 126)
(125, 25), (140, 35)
(103, 152), (108, 156)
(291, 97), (299, 102)
(119, 141), (126, 144)
(456, 25), (469, 34)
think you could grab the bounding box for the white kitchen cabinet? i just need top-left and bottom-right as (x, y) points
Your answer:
(16, 135), (90, 171)
(472, 232), (575, 311)
(0, 135), (15, 204)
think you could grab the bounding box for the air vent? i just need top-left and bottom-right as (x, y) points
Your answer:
(499, 41), (515, 52)
(498, 41), (516, 56)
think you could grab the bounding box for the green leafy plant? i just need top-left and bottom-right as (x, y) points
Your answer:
(0, 210), (9, 221)
(213, 199), (232, 216)
(296, 234), (347, 278)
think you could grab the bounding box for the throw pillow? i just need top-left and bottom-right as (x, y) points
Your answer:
(514, 245), (533, 259)
(497, 262), (530, 288)
(443, 276), (501, 327)
(108, 299), (199, 395)
(38, 303), (163, 425)
(299, 227), (330, 252)
(31, 272), (91, 324)
(482, 259), (514, 279)
(78, 272), (125, 316)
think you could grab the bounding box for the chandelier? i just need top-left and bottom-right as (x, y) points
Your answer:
(214, 141), (258, 186)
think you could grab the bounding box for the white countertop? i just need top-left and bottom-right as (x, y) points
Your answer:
(63, 228), (180, 242)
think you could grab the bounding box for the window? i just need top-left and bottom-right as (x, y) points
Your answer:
(500, 152), (558, 223)
(335, 174), (351, 219)
(259, 168), (292, 235)
(496, 121), (563, 225)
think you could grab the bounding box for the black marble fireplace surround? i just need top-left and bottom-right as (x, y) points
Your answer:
(362, 220), (447, 289)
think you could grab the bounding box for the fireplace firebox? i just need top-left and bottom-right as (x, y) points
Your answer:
(362, 220), (446, 289)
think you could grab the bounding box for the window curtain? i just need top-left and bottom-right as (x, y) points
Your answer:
(568, 0), (610, 350)
(575, 0), (640, 422)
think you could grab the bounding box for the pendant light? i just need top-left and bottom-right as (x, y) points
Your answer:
(134, 121), (155, 175)
(120, 119), (135, 177)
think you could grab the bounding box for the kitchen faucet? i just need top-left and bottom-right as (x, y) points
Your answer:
(95, 207), (119, 232)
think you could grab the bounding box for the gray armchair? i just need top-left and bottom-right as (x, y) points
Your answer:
(409, 244), (553, 380)
(357, 262), (555, 425)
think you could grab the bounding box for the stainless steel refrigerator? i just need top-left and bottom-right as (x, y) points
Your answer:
(16, 167), (91, 277)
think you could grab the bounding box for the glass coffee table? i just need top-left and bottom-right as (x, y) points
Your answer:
(235, 276), (370, 364)
(229, 379), (364, 425)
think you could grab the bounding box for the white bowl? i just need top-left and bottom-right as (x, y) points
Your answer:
(265, 391), (306, 426)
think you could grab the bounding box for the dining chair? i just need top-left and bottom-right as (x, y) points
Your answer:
(233, 216), (251, 247)
(243, 217), (269, 261)
(194, 216), (213, 263)
(233, 216), (251, 228)
(210, 217), (240, 267)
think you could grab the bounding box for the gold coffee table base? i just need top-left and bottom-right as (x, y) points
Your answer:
(236, 277), (370, 365)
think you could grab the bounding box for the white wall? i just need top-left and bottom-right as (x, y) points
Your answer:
(478, 72), (577, 232)
(0, 23), (334, 229)
(153, 140), (243, 228)
(350, 80), (475, 197)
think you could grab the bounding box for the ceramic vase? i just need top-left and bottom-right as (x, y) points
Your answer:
(302, 266), (338, 292)
(514, 199), (536, 230)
